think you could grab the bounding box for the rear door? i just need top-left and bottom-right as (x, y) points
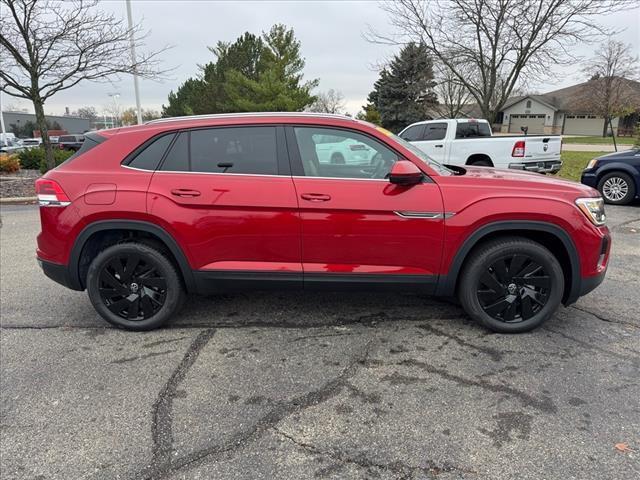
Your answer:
(146, 125), (302, 288)
(287, 125), (444, 291)
(408, 122), (448, 163)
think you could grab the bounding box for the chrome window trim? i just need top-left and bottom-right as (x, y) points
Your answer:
(394, 211), (456, 219)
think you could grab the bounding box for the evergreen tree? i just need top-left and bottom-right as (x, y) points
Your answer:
(162, 25), (317, 116)
(365, 43), (437, 132)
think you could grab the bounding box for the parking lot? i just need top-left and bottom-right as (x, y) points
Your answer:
(1, 204), (638, 479)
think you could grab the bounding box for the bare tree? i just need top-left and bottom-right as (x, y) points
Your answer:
(75, 106), (99, 122)
(0, 0), (169, 169)
(308, 89), (346, 114)
(578, 39), (639, 139)
(368, 0), (635, 124)
(433, 66), (472, 118)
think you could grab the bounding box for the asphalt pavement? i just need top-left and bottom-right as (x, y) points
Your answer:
(1, 204), (638, 480)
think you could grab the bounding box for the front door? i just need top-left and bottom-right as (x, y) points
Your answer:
(408, 122), (448, 164)
(147, 125), (302, 290)
(287, 126), (444, 292)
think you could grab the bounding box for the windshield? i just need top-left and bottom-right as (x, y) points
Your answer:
(381, 129), (454, 175)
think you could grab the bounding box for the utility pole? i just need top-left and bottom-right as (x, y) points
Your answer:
(126, 0), (143, 125)
(0, 81), (6, 142)
(108, 93), (120, 127)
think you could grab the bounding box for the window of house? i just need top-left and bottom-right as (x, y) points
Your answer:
(526, 100), (532, 108)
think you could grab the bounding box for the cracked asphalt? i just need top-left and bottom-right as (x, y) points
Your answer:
(1, 204), (639, 479)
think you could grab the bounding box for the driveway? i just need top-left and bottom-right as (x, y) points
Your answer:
(1, 205), (639, 479)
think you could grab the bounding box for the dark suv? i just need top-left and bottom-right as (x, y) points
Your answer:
(581, 149), (640, 205)
(58, 134), (84, 152)
(36, 113), (610, 333)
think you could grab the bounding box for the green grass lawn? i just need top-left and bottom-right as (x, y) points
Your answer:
(562, 135), (636, 145)
(555, 151), (607, 182)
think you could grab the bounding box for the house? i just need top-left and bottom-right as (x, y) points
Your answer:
(498, 78), (640, 136)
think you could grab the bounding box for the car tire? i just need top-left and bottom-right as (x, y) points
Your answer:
(331, 152), (345, 164)
(597, 172), (635, 205)
(458, 237), (564, 333)
(86, 242), (185, 331)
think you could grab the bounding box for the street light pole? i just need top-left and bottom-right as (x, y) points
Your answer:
(126, 0), (143, 125)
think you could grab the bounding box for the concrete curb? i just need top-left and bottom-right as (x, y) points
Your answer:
(0, 196), (37, 205)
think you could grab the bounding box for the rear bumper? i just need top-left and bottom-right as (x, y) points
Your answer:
(37, 258), (83, 291)
(509, 160), (562, 173)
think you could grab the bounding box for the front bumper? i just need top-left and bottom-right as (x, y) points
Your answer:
(580, 170), (598, 189)
(509, 160), (562, 174)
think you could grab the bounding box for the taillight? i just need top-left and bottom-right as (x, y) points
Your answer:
(35, 179), (70, 207)
(512, 140), (525, 157)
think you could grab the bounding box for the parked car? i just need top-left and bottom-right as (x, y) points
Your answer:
(399, 119), (562, 173)
(21, 138), (43, 149)
(581, 149), (640, 205)
(0, 133), (25, 154)
(58, 134), (84, 151)
(36, 113), (610, 333)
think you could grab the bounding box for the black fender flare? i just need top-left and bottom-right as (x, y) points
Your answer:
(436, 220), (581, 304)
(68, 220), (196, 292)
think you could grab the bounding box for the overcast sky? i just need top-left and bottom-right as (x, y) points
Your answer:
(5, 0), (640, 117)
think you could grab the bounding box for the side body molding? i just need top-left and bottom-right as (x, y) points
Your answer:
(69, 220), (196, 292)
(436, 220), (581, 305)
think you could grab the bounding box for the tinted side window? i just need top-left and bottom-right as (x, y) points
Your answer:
(455, 122), (492, 139)
(400, 125), (424, 141)
(160, 132), (189, 171)
(129, 134), (175, 170)
(423, 123), (447, 140)
(190, 127), (278, 174)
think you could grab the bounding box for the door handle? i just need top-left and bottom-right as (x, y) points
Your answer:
(171, 188), (201, 197)
(301, 193), (331, 202)
(434, 144), (444, 148)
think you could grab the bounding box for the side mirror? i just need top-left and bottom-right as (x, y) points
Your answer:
(388, 161), (424, 186)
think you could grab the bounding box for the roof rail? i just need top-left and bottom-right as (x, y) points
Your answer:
(146, 112), (354, 125)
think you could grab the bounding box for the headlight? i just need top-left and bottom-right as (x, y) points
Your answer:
(575, 197), (606, 226)
(585, 159), (599, 169)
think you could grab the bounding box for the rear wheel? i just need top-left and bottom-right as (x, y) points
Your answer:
(468, 157), (492, 167)
(458, 237), (564, 333)
(86, 243), (185, 330)
(597, 172), (635, 205)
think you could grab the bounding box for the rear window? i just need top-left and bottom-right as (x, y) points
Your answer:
(60, 132), (105, 164)
(455, 122), (492, 139)
(128, 134), (175, 170)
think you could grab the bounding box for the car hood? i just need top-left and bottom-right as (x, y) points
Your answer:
(442, 166), (599, 198)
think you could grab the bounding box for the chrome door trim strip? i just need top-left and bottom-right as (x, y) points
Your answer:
(394, 211), (456, 219)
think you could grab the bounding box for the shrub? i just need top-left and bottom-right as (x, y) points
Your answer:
(0, 153), (21, 173)
(18, 147), (45, 170)
(39, 149), (75, 174)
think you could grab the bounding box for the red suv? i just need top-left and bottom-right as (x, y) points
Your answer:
(35, 113), (610, 333)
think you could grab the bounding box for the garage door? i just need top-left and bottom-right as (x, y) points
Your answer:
(508, 114), (545, 134)
(563, 115), (605, 136)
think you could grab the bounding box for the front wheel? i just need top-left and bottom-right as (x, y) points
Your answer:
(458, 237), (564, 333)
(86, 243), (185, 330)
(597, 172), (635, 205)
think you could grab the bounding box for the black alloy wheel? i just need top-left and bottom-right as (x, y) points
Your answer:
(87, 243), (185, 330)
(476, 254), (549, 323)
(458, 237), (564, 333)
(98, 253), (167, 320)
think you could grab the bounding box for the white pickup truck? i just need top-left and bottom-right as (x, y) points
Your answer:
(398, 118), (562, 173)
